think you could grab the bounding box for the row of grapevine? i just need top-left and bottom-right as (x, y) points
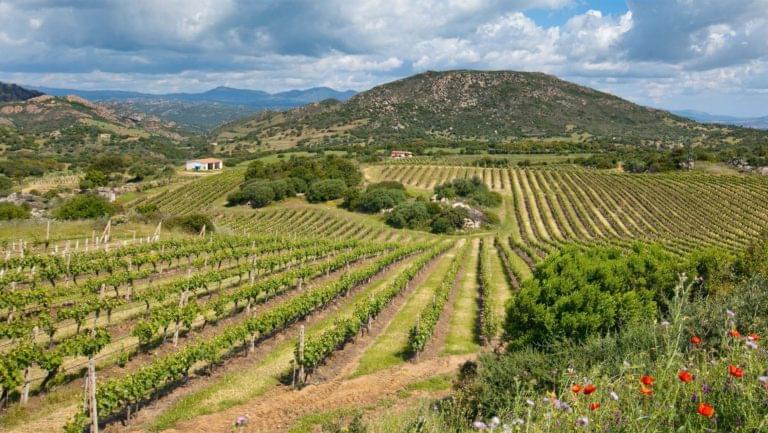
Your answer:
(68, 241), (433, 427)
(477, 239), (498, 344)
(406, 241), (468, 356)
(295, 241), (452, 380)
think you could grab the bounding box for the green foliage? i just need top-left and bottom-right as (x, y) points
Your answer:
(79, 169), (108, 189)
(347, 187), (407, 213)
(53, 194), (116, 220)
(0, 202), (30, 220)
(505, 244), (677, 348)
(434, 176), (501, 207)
(0, 174), (13, 197)
(165, 213), (214, 234)
(385, 200), (470, 233)
(245, 155), (362, 187)
(307, 179), (348, 203)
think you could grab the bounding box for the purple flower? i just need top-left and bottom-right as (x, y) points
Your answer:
(234, 415), (249, 427)
(554, 399), (572, 412)
(473, 421), (488, 430)
(575, 416), (589, 427)
(702, 382), (712, 394)
(691, 393), (698, 403)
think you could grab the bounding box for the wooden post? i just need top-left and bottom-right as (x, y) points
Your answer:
(88, 357), (98, 433)
(20, 367), (30, 405)
(45, 220), (51, 244)
(298, 325), (305, 385)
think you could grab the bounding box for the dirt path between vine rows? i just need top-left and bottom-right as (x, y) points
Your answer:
(157, 354), (475, 433)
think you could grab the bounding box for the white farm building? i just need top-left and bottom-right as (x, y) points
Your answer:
(185, 158), (223, 171)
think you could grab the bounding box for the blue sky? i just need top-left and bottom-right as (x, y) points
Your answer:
(0, 0), (766, 117)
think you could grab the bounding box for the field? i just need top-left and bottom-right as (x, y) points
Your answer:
(2, 158), (768, 433)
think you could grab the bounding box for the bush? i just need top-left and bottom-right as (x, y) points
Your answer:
(0, 175), (13, 197)
(79, 169), (108, 190)
(53, 194), (116, 220)
(386, 201), (430, 229)
(0, 202), (30, 220)
(505, 243), (678, 348)
(354, 188), (406, 213)
(166, 213), (214, 234)
(434, 176), (501, 207)
(307, 179), (347, 202)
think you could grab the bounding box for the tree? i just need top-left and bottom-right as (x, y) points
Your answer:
(0, 203), (30, 220)
(307, 179), (347, 203)
(53, 194), (116, 220)
(79, 170), (108, 190)
(166, 213), (214, 234)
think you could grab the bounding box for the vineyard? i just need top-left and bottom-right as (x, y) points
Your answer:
(2, 160), (768, 433)
(369, 163), (768, 255)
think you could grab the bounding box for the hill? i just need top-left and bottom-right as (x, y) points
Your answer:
(30, 85), (357, 131)
(0, 82), (43, 103)
(213, 70), (759, 151)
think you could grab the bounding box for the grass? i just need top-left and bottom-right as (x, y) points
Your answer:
(404, 373), (454, 393)
(148, 253), (427, 431)
(353, 246), (458, 376)
(442, 238), (481, 355)
(482, 238), (513, 324)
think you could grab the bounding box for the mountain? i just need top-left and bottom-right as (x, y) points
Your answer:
(673, 109), (768, 130)
(32, 85), (356, 108)
(31, 85), (357, 131)
(0, 82), (44, 103)
(214, 70), (753, 150)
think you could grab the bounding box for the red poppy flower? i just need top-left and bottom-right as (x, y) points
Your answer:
(571, 384), (582, 394)
(589, 402), (600, 411)
(697, 402), (715, 418)
(748, 333), (760, 342)
(640, 385), (653, 396)
(640, 375), (654, 386)
(729, 329), (742, 338)
(690, 335), (702, 345)
(583, 384), (597, 395)
(678, 370), (693, 383)
(728, 364), (744, 378)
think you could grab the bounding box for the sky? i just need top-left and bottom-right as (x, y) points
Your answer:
(0, 0), (767, 117)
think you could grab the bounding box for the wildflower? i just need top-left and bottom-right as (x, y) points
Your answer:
(690, 335), (702, 345)
(489, 417), (501, 428)
(758, 376), (768, 384)
(691, 393), (698, 403)
(678, 370), (694, 383)
(660, 320), (670, 326)
(748, 333), (760, 342)
(575, 416), (589, 427)
(726, 309), (736, 318)
(746, 340), (758, 350)
(571, 384), (582, 394)
(729, 329), (742, 338)
(526, 399), (535, 407)
(609, 391), (619, 401)
(640, 385), (653, 396)
(640, 375), (654, 386)
(234, 416), (249, 427)
(583, 384), (597, 395)
(697, 403), (715, 418)
(728, 364), (744, 378)
(702, 382), (712, 394)
(589, 402), (600, 411)
(554, 399), (572, 412)
(510, 418), (525, 426)
(473, 421), (488, 429)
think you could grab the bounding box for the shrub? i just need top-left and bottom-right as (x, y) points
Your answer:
(166, 213), (214, 234)
(0, 175), (13, 197)
(0, 202), (30, 220)
(79, 169), (108, 190)
(434, 176), (501, 207)
(53, 194), (116, 220)
(386, 201), (430, 229)
(505, 243), (677, 348)
(307, 179), (347, 202)
(354, 188), (406, 213)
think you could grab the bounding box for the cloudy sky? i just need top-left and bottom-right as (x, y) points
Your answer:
(0, 0), (767, 117)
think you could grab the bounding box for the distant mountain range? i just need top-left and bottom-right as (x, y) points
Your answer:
(26, 85), (357, 132)
(1, 82), (43, 102)
(673, 109), (768, 130)
(30, 85), (357, 109)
